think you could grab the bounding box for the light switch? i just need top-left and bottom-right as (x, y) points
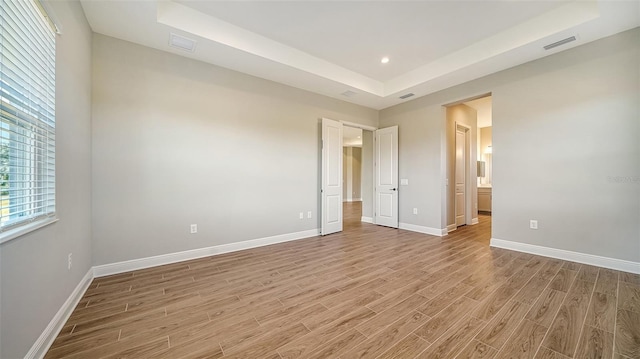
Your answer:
(400, 179), (409, 185)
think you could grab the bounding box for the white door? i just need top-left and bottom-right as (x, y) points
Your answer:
(321, 118), (343, 235)
(455, 128), (466, 227)
(375, 126), (398, 228)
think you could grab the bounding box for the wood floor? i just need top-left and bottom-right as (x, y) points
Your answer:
(46, 202), (640, 359)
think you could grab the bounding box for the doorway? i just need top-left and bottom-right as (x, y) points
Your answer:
(444, 94), (492, 233)
(464, 96), (493, 217)
(343, 126), (364, 227)
(445, 103), (478, 232)
(321, 118), (398, 235)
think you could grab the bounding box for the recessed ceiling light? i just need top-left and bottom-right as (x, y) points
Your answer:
(381, 57), (390, 64)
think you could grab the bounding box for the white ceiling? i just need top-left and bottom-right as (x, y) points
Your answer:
(80, 0), (640, 110)
(343, 127), (363, 147)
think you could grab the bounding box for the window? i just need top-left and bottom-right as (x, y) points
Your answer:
(0, 0), (56, 240)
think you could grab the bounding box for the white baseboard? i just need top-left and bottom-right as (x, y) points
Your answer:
(490, 238), (640, 274)
(343, 198), (362, 203)
(399, 222), (446, 237)
(471, 217), (479, 225)
(25, 268), (94, 359)
(447, 224), (457, 233)
(361, 216), (373, 224)
(94, 229), (320, 277)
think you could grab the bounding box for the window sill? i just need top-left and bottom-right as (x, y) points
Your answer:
(0, 217), (59, 245)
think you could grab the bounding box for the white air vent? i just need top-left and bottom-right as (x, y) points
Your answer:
(399, 93), (414, 99)
(341, 90), (357, 98)
(543, 36), (577, 50)
(169, 33), (197, 52)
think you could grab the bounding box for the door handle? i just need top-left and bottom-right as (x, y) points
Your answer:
(391, 188), (397, 191)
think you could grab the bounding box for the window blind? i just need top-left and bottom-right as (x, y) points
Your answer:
(0, 0), (56, 232)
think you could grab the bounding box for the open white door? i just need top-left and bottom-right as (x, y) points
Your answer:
(455, 127), (466, 227)
(321, 118), (343, 235)
(374, 126), (398, 228)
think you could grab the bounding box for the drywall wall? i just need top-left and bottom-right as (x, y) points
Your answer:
(352, 147), (362, 200)
(380, 28), (639, 263)
(479, 127), (492, 186)
(343, 147), (362, 201)
(91, 34), (378, 265)
(361, 131), (374, 219)
(446, 104), (478, 228)
(0, 1), (93, 357)
(379, 101), (446, 232)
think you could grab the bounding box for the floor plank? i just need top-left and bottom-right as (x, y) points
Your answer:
(495, 319), (547, 359)
(614, 308), (640, 358)
(574, 325), (613, 359)
(542, 279), (595, 357)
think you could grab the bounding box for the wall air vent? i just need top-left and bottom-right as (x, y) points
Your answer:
(169, 33), (197, 52)
(543, 36), (576, 51)
(399, 93), (415, 99)
(341, 90), (357, 98)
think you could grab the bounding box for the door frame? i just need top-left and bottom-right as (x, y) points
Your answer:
(341, 121), (378, 225)
(320, 119), (377, 232)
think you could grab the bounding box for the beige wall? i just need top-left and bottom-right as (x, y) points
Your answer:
(91, 34), (378, 265)
(342, 147), (362, 201)
(352, 147), (362, 200)
(446, 104), (478, 227)
(479, 127), (492, 186)
(0, 1), (93, 357)
(381, 28), (639, 263)
(361, 131), (374, 219)
(343, 147), (349, 198)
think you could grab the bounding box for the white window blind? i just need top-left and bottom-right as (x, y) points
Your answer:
(0, 0), (56, 233)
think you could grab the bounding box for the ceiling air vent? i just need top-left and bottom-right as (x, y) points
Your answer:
(169, 33), (197, 53)
(341, 90), (357, 98)
(399, 93), (414, 100)
(543, 36), (577, 51)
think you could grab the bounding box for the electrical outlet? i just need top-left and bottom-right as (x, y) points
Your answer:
(530, 220), (538, 230)
(67, 253), (72, 270)
(413, 208), (418, 215)
(299, 212), (304, 219)
(307, 211), (312, 219)
(190, 224), (197, 234)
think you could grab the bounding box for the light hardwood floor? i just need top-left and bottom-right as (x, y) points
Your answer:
(46, 202), (640, 358)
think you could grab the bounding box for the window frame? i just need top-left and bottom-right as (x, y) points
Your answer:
(0, 0), (58, 243)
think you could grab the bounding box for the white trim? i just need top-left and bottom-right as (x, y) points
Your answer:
(399, 222), (446, 237)
(25, 268), (94, 359)
(447, 224), (457, 233)
(490, 238), (640, 274)
(0, 217), (59, 244)
(471, 217), (479, 225)
(94, 229), (320, 277)
(361, 216), (373, 223)
(340, 120), (377, 132)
